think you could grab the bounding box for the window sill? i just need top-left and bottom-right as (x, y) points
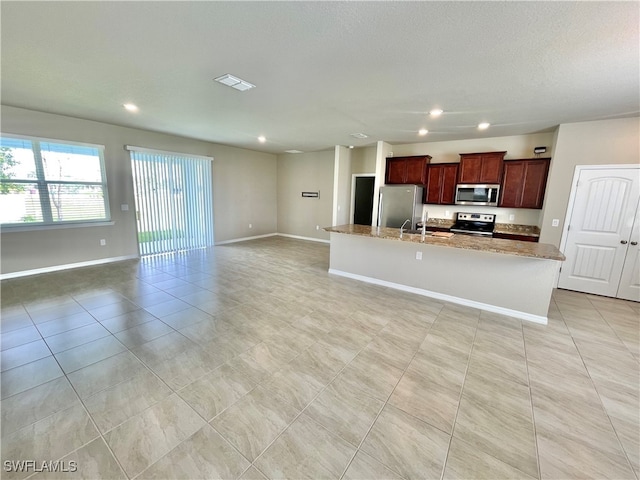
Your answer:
(1, 221), (115, 233)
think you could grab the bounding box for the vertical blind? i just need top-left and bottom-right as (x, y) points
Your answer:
(128, 146), (214, 255)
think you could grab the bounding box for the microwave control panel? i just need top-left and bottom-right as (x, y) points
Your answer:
(456, 213), (496, 222)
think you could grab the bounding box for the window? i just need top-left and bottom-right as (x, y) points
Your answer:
(0, 135), (110, 226)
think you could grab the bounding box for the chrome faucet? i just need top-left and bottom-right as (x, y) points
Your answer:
(400, 219), (411, 236)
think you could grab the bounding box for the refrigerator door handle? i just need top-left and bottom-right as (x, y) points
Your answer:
(377, 192), (383, 227)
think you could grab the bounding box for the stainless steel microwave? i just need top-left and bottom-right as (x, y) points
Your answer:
(455, 184), (500, 206)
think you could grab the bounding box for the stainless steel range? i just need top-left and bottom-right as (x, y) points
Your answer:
(450, 212), (496, 237)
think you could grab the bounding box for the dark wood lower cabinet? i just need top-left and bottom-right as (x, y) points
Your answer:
(493, 233), (539, 242)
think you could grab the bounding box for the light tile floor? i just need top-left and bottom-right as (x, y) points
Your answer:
(1, 236), (638, 479)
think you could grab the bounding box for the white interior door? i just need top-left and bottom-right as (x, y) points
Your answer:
(558, 168), (640, 297)
(617, 201), (640, 301)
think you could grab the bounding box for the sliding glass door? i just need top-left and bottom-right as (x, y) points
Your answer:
(129, 148), (214, 255)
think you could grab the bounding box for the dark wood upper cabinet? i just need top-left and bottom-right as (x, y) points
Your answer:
(425, 163), (459, 204)
(385, 156), (431, 184)
(458, 151), (506, 184)
(499, 158), (551, 209)
(385, 158), (407, 184)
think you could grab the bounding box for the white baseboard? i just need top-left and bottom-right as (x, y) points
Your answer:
(328, 268), (548, 325)
(1, 255), (140, 280)
(215, 233), (278, 245)
(277, 233), (330, 244)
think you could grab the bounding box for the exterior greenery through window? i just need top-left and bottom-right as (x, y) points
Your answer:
(0, 135), (109, 226)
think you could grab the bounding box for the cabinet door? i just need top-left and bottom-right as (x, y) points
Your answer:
(405, 156), (430, 184)
(425, 166), (442, 204)
(479, 153), (504, 183)
(458, 154), (482, 183)
(385, 158), (406, 184)
(440, 164), (459, 204)
(520, 159), (550, 208)
(500, 159), (550, 208)
(499, 161), (526, 207)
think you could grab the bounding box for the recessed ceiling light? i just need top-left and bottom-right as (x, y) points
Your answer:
(123, 103), (139, 112)
(429, 109), (443, 117)
(478, 122), (490, 130)
(348, 145), (355, 149)
(214, 74), (255, 91)
(418, 129), (428, 136)
(350, 133), (368, 139)
(258, 136), (266, 143)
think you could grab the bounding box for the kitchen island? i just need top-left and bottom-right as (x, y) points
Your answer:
(324, 224), (565, 324)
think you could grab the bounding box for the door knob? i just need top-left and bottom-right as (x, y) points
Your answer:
(631, 241), (638, 246)
(621, 240), (628, 244)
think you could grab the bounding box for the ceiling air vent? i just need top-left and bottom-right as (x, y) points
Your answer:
(214, 74), (255, 91)
(285, 150), (304, 154)
(350, 133), (368, 139)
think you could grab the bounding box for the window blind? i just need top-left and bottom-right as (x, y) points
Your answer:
(128, 147), (214, 255)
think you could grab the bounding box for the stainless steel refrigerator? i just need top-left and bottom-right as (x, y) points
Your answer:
(377, 185), (424, 229)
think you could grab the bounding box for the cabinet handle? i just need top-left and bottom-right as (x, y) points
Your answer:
(631, 241), (638, 246)
(621, 240), (628, 244)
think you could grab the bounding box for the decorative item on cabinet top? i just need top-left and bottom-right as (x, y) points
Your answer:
(385, 155), (432, 185)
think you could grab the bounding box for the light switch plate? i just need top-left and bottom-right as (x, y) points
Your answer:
(121, 204), (129, 211)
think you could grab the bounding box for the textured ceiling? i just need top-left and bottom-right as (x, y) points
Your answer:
(1, 1), (638, 154)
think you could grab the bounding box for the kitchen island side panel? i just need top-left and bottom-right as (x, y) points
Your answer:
(329, 232), (560, 322)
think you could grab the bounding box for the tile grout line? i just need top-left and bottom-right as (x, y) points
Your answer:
(337, 312), (442, 480)
(521, 315), (543, 480)
(560, 298), (639, 478)
(435, 311), (480, 480)
(131, 306), (342, 479)
(586, 295), (639, 362)
(19, 320), (130, 480)
(246, 312), (430, 479)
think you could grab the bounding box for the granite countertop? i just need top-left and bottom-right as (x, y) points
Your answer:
(494, 223), (541, 237)
(423, 218), (455, 229)
(418, 218), (540, 237)
(324, 224), (565, 261)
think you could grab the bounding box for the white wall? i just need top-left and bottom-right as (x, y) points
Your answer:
(540, 117), (640, 246)
(351, 146), (377, 174)
(333, 146), (352, 226)
(276, 150), (334, 241)
(0, 106), (278, 274)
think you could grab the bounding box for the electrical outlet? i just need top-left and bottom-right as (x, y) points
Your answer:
(316, 225), (320, 230)
(509, 214), (515, 221)
(99, 239), (106, 246)
(120, 204), (129, 211)
(416, 251), (423, 260)
(249, 223), (252, 229)
(552, 219), (560, 227)
(445, 210), (450, 217)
